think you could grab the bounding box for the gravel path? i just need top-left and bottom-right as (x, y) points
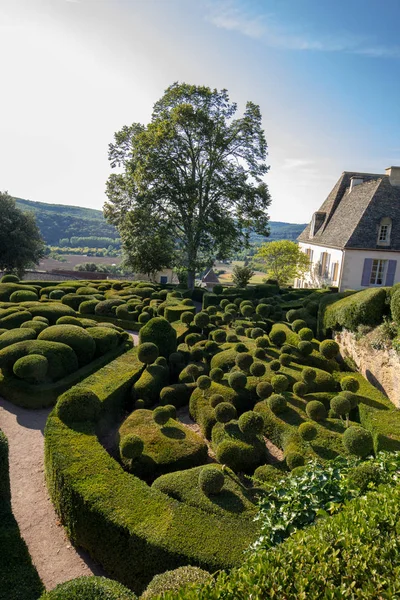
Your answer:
(0, 397), (104, 591)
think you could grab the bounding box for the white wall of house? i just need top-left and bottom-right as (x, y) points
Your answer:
(341, 249), (400, 290)
(295, 244), (400, 291)
(133, 269), (176, 284)
(296, 242), (343, 289)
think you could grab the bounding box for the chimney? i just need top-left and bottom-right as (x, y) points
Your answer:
(349, 176), (364, 193)
(385, 166), (400, 186)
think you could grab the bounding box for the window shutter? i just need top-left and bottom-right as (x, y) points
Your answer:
(361, 258), (373, 286)
(385, 260), (397, 286)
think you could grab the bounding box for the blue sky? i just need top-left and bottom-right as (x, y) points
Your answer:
(1, 0), (399, 223)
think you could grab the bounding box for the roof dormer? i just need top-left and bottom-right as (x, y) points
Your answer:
(310, 212), (325, 237)
(377, 217), (392, 246)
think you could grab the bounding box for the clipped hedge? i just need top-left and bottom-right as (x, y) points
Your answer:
(322, 288), (387, 334)
(44, 351), (259, 594)
(38, 576), (136, 599)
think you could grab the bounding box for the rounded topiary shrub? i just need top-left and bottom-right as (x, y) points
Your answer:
(306, 400), (327, 422)
(86, 327), (120, 357)
(238, 411), (264, 436)
(162, 404), (177, 420)
(138, 312), (151, 324)
(13, 354), (48, 383)
(256, 381), (273, 400)
(293, 381), (308, 397)
(153, 406), (171, 426)
(199, 465), (225, 494)
(254, 348), (266, 361)
(271, 374), (289, 393)
(292, 319), (307, 333)
(210, 367), (224, 382)
(38, 576), (135, 600)
(56, 388), (101, 424)
(256, 336), (269, 348)
(38, 324), (96, 367)
(139, 317), (177, 358)
(319, 339), (339, 360)
(120, 434), (144, 460)
(1, 274), (19, 283)
(213, 284), (223, 295)
(286, 309), (300, 323)
(213, 329), (226, 343)
(135, 399), (146, 409)
(181, 311), (194, 325)
(341, 390), (359, 410)
(194, 312), (210, 329)
(270, 359), (281, 372)
(141, 567), (211, 600)
(342, 426), (373, 457)
(341, 376), (360, 393)
(9, 290), (38, 302)
(330, 395), (351, 417)
(210, 393), (224, 408)
(235, 352), (253, 372)
(298, 340), (313, 356)
(286, 451), (305, 470)
(279, 353), (291, 367)
(250, 361), (266, 379)
(256, 303), (272, 318)
(20, 319), (48, 333)
(347, 462), (383, 493)
(268, 393), (287, 414)
(228, 371), (247, 391)
(251, 327), (264, 339)
(226, 333), (238, 343)
(215, 402), (237, 423)
(298, 421), (317, 442)
(301, 367), (317, 384)
(298, 327), (313, 341)
(235, 342), (248, 353)
(49, 289), (65, 300)
(197, 375), (212, 392)
(253, 464), (285, 485)
(138, 342), (159, 365)
(186, 364), (200, 382)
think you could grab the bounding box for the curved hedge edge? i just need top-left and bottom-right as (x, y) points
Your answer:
(89, 313), (142, 331)
(157, 484), (400, 599)
(38, 576), (137, 599)
(0, 341), (133, 409)
(44, 352), (258, 595)
(0, 429), (44, 600)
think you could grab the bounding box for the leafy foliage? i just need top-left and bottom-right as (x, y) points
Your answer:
(255, 240), (310, 286)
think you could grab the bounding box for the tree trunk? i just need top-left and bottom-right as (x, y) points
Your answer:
(187, 269), (196, 290)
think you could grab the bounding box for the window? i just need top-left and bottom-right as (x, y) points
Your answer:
(304, 247), (314, 263)
(160, 275), (168, 284)
(377, 217), (391, 245)
(331, 262), (339, 283)
(370, 259), (387, 285)
(319, 251), (330, 277)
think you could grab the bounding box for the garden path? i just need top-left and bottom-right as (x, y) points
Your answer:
(0, 397), (104, 591)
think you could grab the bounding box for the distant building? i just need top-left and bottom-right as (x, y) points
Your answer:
(296, 166), (400, 291)
(202, 268), (220, 292)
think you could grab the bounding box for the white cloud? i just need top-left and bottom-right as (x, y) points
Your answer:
(206, 0), (400, 59)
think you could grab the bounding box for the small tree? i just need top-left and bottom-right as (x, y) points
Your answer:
(231, 264), (254, 288)
(255, 240), (310, 286)
(0, 192), (44, 275)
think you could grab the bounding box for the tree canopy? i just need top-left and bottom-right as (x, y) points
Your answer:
(104, 82), (271, 288)
(255, 240), (310, 286)
(0, 192), (45, 275)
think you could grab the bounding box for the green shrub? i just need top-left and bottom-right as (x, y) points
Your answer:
(56, 388), (101, 424)
(292, 319), (307, 333)
(269, 360), (280, 372)
(39, 576), (136, 599)
(390, 288), (400, 324)
(305, 400), (327, 422)
(279, 353), (291, 367)
(142, 567), (211, 600)
(0, 309), (33, 330)
(1, 274), (19, 283)
(27, 302), (76, 324)
(253, 464), (285, 486)
(271, 374), (289, 393)
(255, 336), (269, 348)
(120, 434), (144, 460)
(341, 376), (360, 392)
(20, 319), (48, 333)
(0, 328), (37, 350)
(298, 422), (317, 442)
(160, 383), (196, 408)
(86, 327), (121, 357)
(319, 339), (339, 359)
(301, 367), (316, 384)
(298, 327), (313, 341)
(9, 290), (38, 302)
(347, 461), (385, 493)
(139, 317), (177, 358)
(286, 451), (305, 470)
(215, 402), (237, 423)
(199, 466), (225, 494)
(138, 342), (159, 365)
(330, 395), (351, 418)
(343, 426), (373, 457)
(323, 287), (388, 332)
(197, 375), (212, 392)
(133, 363), (169, 405)
(38, 324), (96, 367)
(228, 371), (247, 391)
(256, 381), (273, 400)
(13, 354), (48, 384)
(213, 423), (266, 473)
(250, 362), (266, 379)
(210, 367), (224, 382)
(293, 381), (307, 397)
(297, 340), (313, 356)
(235, 352), (253, 372)
(238, 411), (264, 435)
(268, 394), (287, 414)
(49, 289), (65, 300)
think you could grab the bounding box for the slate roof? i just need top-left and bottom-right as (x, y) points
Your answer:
(298, 171), (400, 250)
(202, 268), (220, 284)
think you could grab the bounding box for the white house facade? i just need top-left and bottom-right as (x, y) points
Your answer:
(296, 167), (400, 292)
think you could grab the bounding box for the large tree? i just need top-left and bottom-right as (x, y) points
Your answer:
(0, 192), (45, 275)
(104, 82), (271, 288)
(255, 240), (310, 286)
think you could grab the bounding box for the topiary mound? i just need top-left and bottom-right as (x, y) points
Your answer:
(268, 394), (287, 414)
(38, 576), (136, 600)
(38, 324), (96, 366)
(213, 421), (266, 473)
(13, 354), (48, 384)
(199, 465), (225, 494)
(56, 387), (102, 424)
(86, 326), (121, 356)
(120, 434), (144, 460)
(342, 426), (373, 457)
(141, 567), (211, 599)
(139, 317), (177, 358)
(306, 400), (327, 422)
(9, 290), (38, 303)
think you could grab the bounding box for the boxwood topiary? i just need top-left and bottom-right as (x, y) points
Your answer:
(279, 353), (291, 367)
(13, 354), (48, 384)
(306, 400), (327, 422)
(238, 411), (264, 436)
(215, 402), (237, 423)
(210, 393), (224, 408)
(298, 327), (313, 341)
(298, 421), (317, 442)
(250, 362), (266, 379)
(270, 329), (286, 347)
(256, 381), (273, 400)
(341, 376), (360, 393)
(38, 576), (136, 600)
(0, 339), (78, 381)
(38, 324), (96, 367)
(1, 274), (19, 283)
(298, 340), (313, 356)
(199, 465), (225, 494)
(268, 393), (287, 414)
(153, 406), (171, 426)
(330, 395), (351, 417)
(20, 319), (48, 333)
(293, 381), (308, 397)
(342, 426), (373, 457)
(138, 342), (159, 365)
(270, 360), (281, 372)
(139, 317), (177, 358)
(86, 327), (121, 357)
(292, 319), (308, 333)
(228, 371), (247, 391)
(141, 567), (211, 600)
(286, 451), (305, 470)
(235, 352), (253, 372)
(301, 367), (317, 384)
(120, 434), (144, 460)
(0, 328), (37, 350)
(56, 316), (84, 327)
(319, 339), (339, 359)
(56, 388), (101, 424)
(9, 290), (38, 302)
(271, 374), (289, 393)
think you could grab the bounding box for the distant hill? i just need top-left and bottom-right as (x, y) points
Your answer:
(14, 197), (306, 246)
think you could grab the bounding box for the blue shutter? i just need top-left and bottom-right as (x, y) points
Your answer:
(361, 258), (373, 286)
(385, 260), (397, 286)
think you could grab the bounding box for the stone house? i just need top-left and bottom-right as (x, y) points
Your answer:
(296, 166), (400, 291)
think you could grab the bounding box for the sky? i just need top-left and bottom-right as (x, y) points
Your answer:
(1, 0), (400, 224)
